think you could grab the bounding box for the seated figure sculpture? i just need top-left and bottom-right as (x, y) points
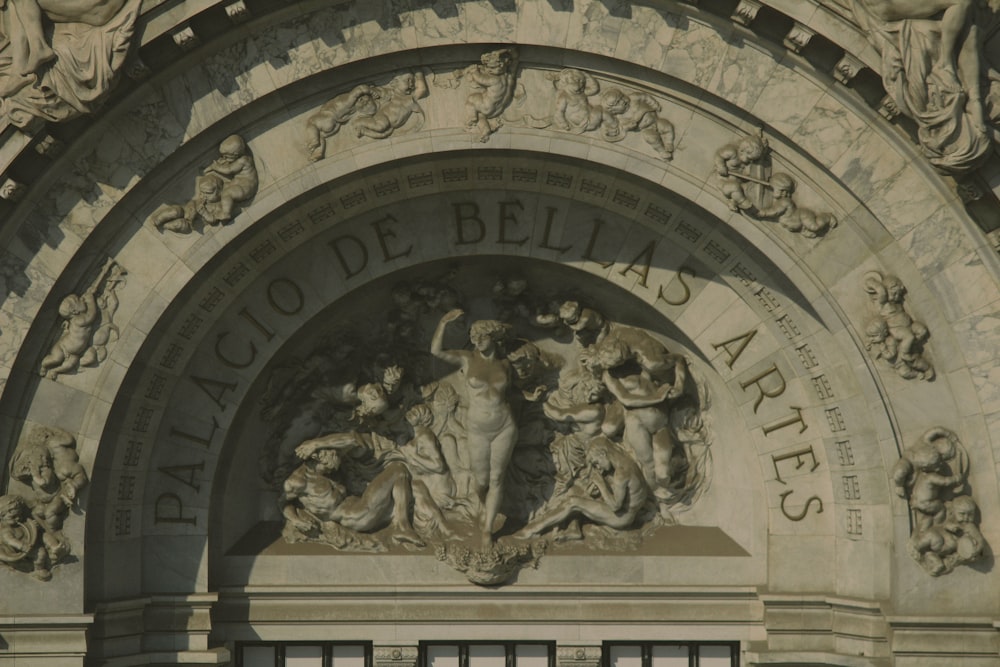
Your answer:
(517, 437), (649, 538)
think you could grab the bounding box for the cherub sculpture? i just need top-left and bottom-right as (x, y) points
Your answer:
(600, 88), (674, 160)
(39, 258), (126, 380)
(755, 173), (837, 237)
(148, 134), (258, 234)
(3, 425), (89, 579)
(715, 134), (769, 212)
(549, 68), (603, 133)
(353, 71), (428, 140)
(892, 427), (985, 575)
(305, 84), (376, 161)
(453, 48), (519, 142)
(0, 494), (52, 580)
(863, 271), (934, 380)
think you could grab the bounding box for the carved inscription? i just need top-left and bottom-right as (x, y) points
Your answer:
(152, 277), (306, 527)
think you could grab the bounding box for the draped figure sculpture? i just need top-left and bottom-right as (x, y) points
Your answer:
(0, 0), (139, 126)
(852, 0), (1000, 173)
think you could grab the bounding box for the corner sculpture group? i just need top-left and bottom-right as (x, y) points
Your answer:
(263, 277), (711, 584)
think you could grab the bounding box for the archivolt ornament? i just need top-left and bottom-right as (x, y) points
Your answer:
(862, 271), (934, 381)
(305, 70), (429, 162)
(266, 274), (711, 585)
(892, 427), (986, 575)
(40, 258), (126, 381)
(148, 135), (258, 235)
(714, 134), (837, 238)
(2, 426), (89, 580)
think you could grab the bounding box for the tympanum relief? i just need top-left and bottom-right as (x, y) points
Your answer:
(1, 426), (88, 580)
(148, 135), (258, 235)
(264, 273), (710, 584)
(852, 0), (1000, 173)
(40, 258), (126, 381)
(0, 0), (139, 128)
(714, 134), (837, 237)
(892, 427), (986, 575)
(862, 271), (934, 381)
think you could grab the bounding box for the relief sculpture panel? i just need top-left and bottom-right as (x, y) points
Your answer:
(264, 271), (711, 584)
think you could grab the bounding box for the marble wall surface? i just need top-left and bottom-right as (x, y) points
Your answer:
(0, 2), (996, 666)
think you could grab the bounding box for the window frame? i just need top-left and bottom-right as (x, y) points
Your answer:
(236, 640), (374, 667)
(419, 640), (557, 667)
(602, 641), (740, 667)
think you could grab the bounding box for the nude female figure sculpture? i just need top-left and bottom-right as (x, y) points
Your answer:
(431, 309), (517, 548)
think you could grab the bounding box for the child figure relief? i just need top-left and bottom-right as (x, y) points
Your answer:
(148, 134), (258, 235)
(39, 257), (126, 380)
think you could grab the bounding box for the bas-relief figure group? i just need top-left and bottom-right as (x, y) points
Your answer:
(266, 275), (710, 584)
(893, 427), (985, 575)
(303, 49), (677, 161)
(0, 426), (88, 580)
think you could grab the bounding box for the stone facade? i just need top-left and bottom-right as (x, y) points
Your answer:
(0, 1), (998, 666)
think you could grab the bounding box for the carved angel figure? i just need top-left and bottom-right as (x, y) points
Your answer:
(454, 48), (519, 142)
(353, 71), (428, 140)
(148, 135), (258, 234)
(549, 68), (603, 133)
(0, 0), (139, 127)
(863, 271), (934, 380)
(892, 427), (985, 575)
(305, 84), (375, 162)
(39, 258), (125, 380)
(852, 0), (1000, 173)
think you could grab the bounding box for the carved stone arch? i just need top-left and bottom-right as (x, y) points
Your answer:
(0, 1), (996, 666)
